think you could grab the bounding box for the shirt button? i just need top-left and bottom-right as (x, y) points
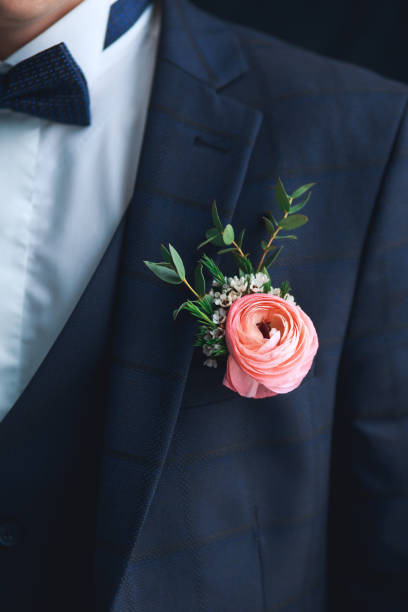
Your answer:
(0, 520), (22, 548)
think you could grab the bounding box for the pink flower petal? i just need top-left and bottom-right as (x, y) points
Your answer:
(223, 293), (318, 399)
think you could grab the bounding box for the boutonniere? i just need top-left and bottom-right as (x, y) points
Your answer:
(144, 178), (318, 399)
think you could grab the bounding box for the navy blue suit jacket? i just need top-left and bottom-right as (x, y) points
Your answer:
(94, 1), (408, 609)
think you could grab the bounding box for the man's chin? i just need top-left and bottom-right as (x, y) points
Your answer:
(0, 0), (81, 24)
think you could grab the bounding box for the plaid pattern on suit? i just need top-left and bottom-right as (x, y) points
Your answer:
(86, 1), (408, 610)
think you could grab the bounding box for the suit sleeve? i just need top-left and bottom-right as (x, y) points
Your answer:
(328, 99), (408, 611)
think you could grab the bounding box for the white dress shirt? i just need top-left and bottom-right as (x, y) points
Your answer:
(0, 0), (160, 422)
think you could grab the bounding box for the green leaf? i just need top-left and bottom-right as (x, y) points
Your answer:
(237, 228), (246, 248)
(262, 216), (275, 235)
(168, 244), (185, 280)
(197, 235), (216, 250)
(279, 214), (308, 230)
(200, 255), (225, 286)
(273, 234), (298, 240)
(211, 200), (223, 232)
(144, 261), (183, 285)
(173, 301), (189, 319)
(274, 177), (291, 213)
(222, 224), (235, 245)
(205, 227), (224, 247)
(289, 191), (312, 214)
(182, 301), (214, 325)
(160, 244), (172, 264)
(263, 246), (283, 268)
(265, 211), (279, 227)
(261, 240), (277, 252)
(194, 263), (206, 296)
(199, 294), (214, 316)
(280, 280), (292, 299)
(213, 345), (228, 357)
(173, 300), (214, 325)
(291, 182), (315, 200)
(232, 252), (253, 274)
(217, 247), (236, 254)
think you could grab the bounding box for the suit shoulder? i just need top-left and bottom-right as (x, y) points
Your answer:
(186, 2), (407, 98)
(228, 21), (408, 96)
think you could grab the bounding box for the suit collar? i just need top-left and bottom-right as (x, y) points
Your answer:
(158, 0), (249, 89)
(94, 2), (262, 607)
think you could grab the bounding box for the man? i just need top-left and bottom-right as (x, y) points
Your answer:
(0, 0), (407, 610)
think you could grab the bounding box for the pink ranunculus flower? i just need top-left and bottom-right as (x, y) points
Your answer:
(223, 293), (318, 399)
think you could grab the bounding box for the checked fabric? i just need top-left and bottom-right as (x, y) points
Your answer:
(0, 0), (152, 126)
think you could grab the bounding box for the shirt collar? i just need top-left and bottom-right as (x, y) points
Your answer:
(3, 0), (113, 85)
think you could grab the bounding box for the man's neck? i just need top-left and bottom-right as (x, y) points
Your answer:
(0, 0), (83, 60)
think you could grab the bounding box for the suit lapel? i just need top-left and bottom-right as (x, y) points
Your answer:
(94, 0), (263, 606)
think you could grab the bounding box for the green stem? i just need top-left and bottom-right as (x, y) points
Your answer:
(232, 240), (246, 259)
(256, 203), (292, 272)
(183, 278), (201, 299)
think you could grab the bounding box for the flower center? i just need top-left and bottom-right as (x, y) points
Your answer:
(257, 320), (272, 339)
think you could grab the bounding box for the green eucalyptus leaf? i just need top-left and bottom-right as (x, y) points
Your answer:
(263, 245), (283, 268)
(205, 227), (224, 247)
(217, 247), (236, 254)
(168, 244), (185, 280)
(194, 263), (206, 296)
(197, 235), (216, 250)
(289, 191), (312, 214)
(237, 228), (246, 248)
(222, 224), (235, 245)
(274, 177), (291, 213)
(160, 244), (172, 264)
(144, 261), (183, 285)
(270, 212), (279, 227)
(291, 182), (315, 200)
(265, 211), (279, 227)
(211, 200), (223, 232)
(262, 216), (275, 235)
(273, 234), (298, 240)
(261, 240), (277, 252)
(279, 214), (308, 230)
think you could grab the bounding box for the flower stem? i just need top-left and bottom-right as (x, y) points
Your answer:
(256, 206), (291, 272)
(232, 240), (246, 259)
(183, 278), (201, 299)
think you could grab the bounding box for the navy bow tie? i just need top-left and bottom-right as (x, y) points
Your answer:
(0, 43), (91, 126)
(0, 0), (151, 127)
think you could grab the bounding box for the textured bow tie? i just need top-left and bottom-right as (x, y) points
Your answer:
(0, 0), (152, 127)
(0, 43), (91, 126)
